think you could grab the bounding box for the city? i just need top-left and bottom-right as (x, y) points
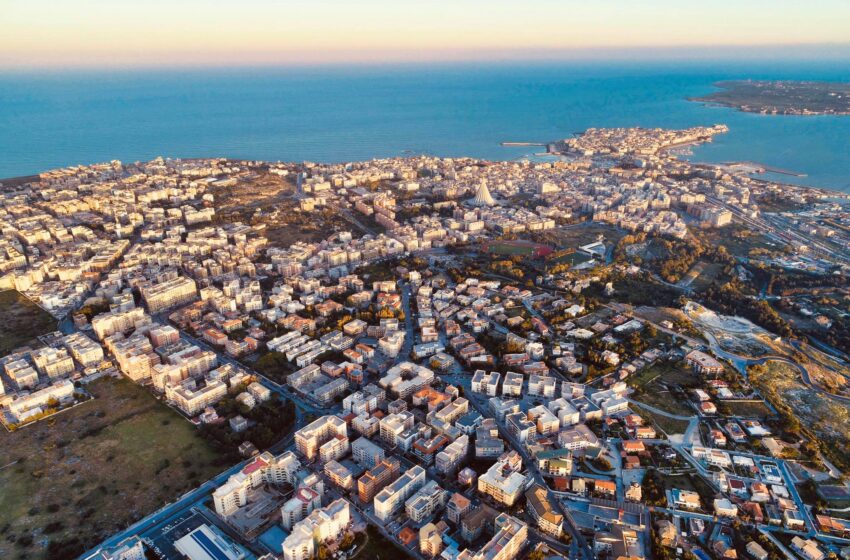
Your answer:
(1, 124), (849, 560)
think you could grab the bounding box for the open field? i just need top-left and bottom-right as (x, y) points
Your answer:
(629, 360), (703, 390)
(0, 377), (226, 560)
(722, 400), (774, 419)
(662, 473), (717, 504)
(352, 526), (415, 560)
(211, 172), (350, 244)
(687, 261), (727, 291)
(750, 360), (850, 472)
(695, 225), (786, 259)
(0, 290), (57, 357)
(630, 404), (691, 435)
(628, 360), (701, 421)
(533, 222), (626, 251)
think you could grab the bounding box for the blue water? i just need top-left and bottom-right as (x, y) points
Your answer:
(1, 61), (849, 190)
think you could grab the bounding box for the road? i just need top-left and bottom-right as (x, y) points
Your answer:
(464, 389), (594, 559)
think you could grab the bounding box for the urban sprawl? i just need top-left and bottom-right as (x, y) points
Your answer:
(2, 125), (850, 560)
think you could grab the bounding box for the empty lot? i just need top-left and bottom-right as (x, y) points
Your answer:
(0, 377), (227, 560)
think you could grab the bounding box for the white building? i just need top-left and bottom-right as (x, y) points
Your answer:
(294, 415), (349, 462)
(374, 465), (427, 521)
(282, 499), (351, 560)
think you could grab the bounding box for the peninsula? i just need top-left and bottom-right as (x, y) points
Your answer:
(690, 80), (850, 115)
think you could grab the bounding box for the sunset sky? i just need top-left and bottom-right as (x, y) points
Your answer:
(3, 0), (850, 68)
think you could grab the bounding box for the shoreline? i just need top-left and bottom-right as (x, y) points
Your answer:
(3, 147), (849, 198)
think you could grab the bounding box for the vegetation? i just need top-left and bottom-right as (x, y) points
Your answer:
(254, 350), (295, 383)
(200, 393), (296, 459)
(701, 281), (793, 338)
(642, 468), (666, 506)
(0, 290), (57, 357)
(0, 377), (225, 560)
(749, 361), (850, 472)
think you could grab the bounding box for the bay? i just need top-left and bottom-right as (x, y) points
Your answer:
(1, 61), (849, 190)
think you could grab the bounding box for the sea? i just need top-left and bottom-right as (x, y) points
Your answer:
(1, 61), (849, 191)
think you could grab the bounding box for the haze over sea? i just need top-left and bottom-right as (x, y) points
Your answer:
(1, 61), (849, 191)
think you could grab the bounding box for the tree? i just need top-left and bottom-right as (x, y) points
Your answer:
(340, 533), (355, 551)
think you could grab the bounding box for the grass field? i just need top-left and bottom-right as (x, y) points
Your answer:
(0, 290), (57, 357)
(750, 360), (850, 472)
(630, 404), (691, 435)
(0, 377), (227, 560)
(687, 261), (727, 292)
(722, 400), (774, 418)
(535, 222), (626, 250)
(663, 473), (717, 505)
(628, 361), (701, 419)
(629, 360), (703, 391)
(353, 526), (414, 560)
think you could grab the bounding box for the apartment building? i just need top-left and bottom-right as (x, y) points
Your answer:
(141, 276), (198, 313)
(456, 513), (528, 560)
(62, 332), (105, 368)
(435, 435), (469, 475)
(357, 457), (401, 504)
(351, 437), (385, 469)
(281, 487), (322, 531)
(405, 480), (448, 524)
(324, 460), (354, 491)
(212, 451), (301, 517)
(31, 346), (75, 379)
(92, 307), (148, 340)
(282, 499), (351, 560)
(379, 362), (434, 399)
(374, 465), (426, 522)
(525, 484), (563, 537)
(166, 377), (227, 416)
(294, 415), (349, 462)
(478, 452), (527, 507)
(7, 379), (75, 423)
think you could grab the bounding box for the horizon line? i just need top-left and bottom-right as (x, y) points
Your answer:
(4, 43), (850, 72)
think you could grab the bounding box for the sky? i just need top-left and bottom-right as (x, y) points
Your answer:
(3, 0), (850, 68)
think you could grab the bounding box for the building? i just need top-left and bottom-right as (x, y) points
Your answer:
(457, 513), (527, 560)
(435, 435), (469, 475)
(294, 415), (349, 462)
(31, 346), (75, 378)
(478, 452), (527, 506)
(92, 307), (147, 340)
(420, 522), (444, 558)
(446, 492), (472, 524)
(358, 458), (401, 504)
(63, 332), (105, 368)
(379, 361), (434, 399)
(93, 536), (146, 560)
(174, 524), (245, 560)
(351, 436), (385, 469)
(593, 526), (643, 560)
(525, 484), (563, 537)
(405, 479), (448, 524)
(790, 537), (825, 560)
(685, 350), (724, 375)
(672, 489), (701, 510)
(324, 460), (354, 491)
(166, 378), (228, 416)
(281, 487), (322, 531)
(374, 465), (426, 521)
(282, 499), (351, 560)
(7, 379), (75, 423)
(212, 452), (301, 517)
(141, 276), (198, 313)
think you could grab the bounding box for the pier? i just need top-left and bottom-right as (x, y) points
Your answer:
(500, 141), (546, 147)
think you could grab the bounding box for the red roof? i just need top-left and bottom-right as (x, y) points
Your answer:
(242, 456), (269, 475)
